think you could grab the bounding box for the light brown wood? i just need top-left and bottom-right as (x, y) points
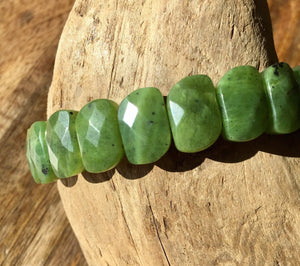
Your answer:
(1, 0), (300, 265)
(47, 0), (300, 265)
(0, 0), (86, 265)
(268, 0), (300, 67)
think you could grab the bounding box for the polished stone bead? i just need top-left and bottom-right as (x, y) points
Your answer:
(261, 62), (300, 134)
(217, 65), (268, 141)
(76, 99), (124, 173)
(167, 75), (222, 152)
(46, 110), (84, 178)
(26, 121), (58, 184)
(118, 87), (171, 164)
(293, 65), (300, 87)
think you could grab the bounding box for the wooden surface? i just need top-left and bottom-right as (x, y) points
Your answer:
(49, 0), (299, 265)
(0, 0), (299, 265)
(0, 1), (87, 265)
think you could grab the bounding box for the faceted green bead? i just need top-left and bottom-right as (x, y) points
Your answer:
(217, 65), (268, 141)
(26, 121), (58, 184)
(293, 65), (300, 87)
(76, 99), (124, 173)
(46, 110), (84, 178)
(261, 62), (300, 134)
(26, 143), (39, 183)
(167, 75), (222, 152)
(118, 87), (171, 164)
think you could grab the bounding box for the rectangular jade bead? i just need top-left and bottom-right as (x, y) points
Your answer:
(167, 75), (222, 152)
(262, 62), (300, 134)
(46, 110), (84, 178)
(217, 66), (268, 141)
(75, 99), (124, 173)
(118, 87), (171, 164)
(26, 121), (58, 184)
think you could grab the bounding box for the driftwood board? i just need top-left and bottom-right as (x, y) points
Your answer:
(47, 0), (300, 265)
(0, 0), (86, 265)
(0, 0), (299, 265)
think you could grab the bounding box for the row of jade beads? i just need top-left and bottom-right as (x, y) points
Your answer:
(27, 62), (300, 184)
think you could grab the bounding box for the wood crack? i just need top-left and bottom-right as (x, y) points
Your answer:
(146, 191), (171, 266)
(107, 53), (116, 98)
(230, 24), (235, 39)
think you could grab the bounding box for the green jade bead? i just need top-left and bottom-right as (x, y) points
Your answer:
(293, 65), (300, 87)
(167, 75), (222, 152)
(217, 65), (268, 141)
(46, 110), (84, 178)
(76, 99), (124, 173)
(26, 121), (58, 184)
(261, 62), (300, 134)
(118, 87), (171, 164)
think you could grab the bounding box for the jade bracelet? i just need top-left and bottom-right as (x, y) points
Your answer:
(26, 62), (300, 184)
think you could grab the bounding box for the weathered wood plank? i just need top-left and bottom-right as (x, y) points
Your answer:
(0, 0), (299, 265)
(0, 0), (86, 265)
(48, 0), (300, 265)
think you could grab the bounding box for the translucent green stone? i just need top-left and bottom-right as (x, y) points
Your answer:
(293, 65), (300, 87)
(46, 110), (84, 178)
(261, 62), (300, 134)
(118, 87), (171, 164)
(167, 75), (222, 152)
(217, 65), (268, 141)
(76, 99), (124, 173)
(26, 121), (58, 184)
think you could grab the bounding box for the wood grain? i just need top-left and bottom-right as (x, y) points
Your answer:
(48, 0), (299, 265)
(0, 0), (86, 265)
(268, 0), (300, 67)
(0, 0), (299, 265)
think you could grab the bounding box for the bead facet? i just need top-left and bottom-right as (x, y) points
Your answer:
(118, 87), (171, 164)
(46, 110), (84, 178)
(167, 75), (222, 152)
(217, 65), (268, 141)
(76, 99), (124, 173)
(261, 62), (300, 134)
(26, 121), (58, 184)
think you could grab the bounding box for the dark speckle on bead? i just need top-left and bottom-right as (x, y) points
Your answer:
(195, 99), (199, 103)
(148, 120), (154, 124)
(88, 103), (92, 108)
(152, 112), (155, 115)
(42, 165), (49, 175)
(271, 63), (282, 76)
(136, 92), (139, 95)
(70, 111), (74, 115)
(112, 144), (115, 146)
